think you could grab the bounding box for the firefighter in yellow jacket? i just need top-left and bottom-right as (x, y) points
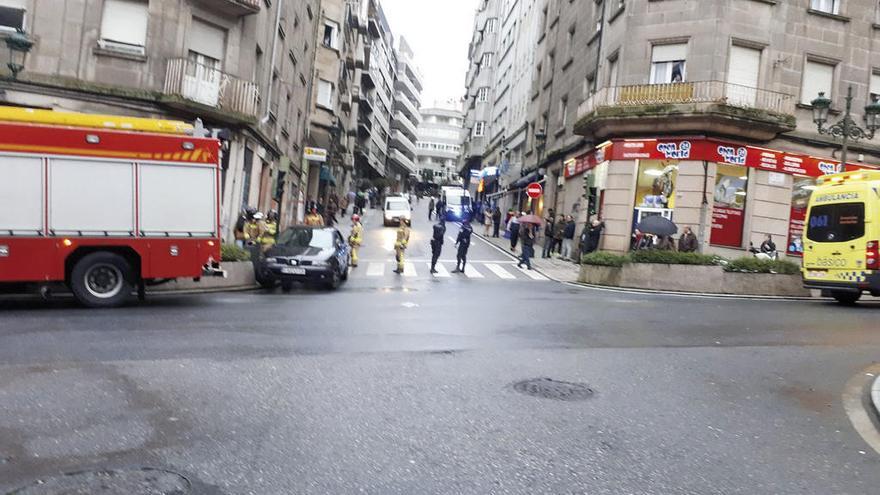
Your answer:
(348, 214), (363, 267)
(260, 210), (278, 250)
(392, 218), (411, 274)
(243, 211), (266, 246)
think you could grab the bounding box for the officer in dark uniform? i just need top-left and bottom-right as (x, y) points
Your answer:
(429, 217), (446, 274)
(452, 219), (473, 274)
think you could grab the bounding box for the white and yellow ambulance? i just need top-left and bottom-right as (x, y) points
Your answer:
(802, 170), (880, 304)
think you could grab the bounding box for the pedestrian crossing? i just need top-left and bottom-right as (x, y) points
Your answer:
(355, 261), (548, 281)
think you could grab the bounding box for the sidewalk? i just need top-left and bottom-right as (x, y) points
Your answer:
(475, 232), (581, 283)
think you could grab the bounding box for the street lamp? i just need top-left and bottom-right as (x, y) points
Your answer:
(811, 86), (880, 166)
(5, 30), (33, 80)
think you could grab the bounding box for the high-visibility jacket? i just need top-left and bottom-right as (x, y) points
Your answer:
(243, 220), (264, 242)
(304, 213), (323, 226)
(349, 223), (363, 246)
(260, 220), (277, 246)
(395, 225), (410, 250)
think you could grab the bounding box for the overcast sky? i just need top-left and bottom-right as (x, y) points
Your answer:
(379, 0), (475, 110)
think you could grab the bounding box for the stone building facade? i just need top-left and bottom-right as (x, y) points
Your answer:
(416, 105), (465, 188)
(0, 0), (319, 241)
(386, 36), (422, 190)
(521, 0), (880, 257)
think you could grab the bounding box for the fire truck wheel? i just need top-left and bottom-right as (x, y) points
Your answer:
(70, 252), (133, 308)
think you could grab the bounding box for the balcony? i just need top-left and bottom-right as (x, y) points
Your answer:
(358, 114), (373, 137)
(359, 93), (374, 114)
(163, 58), (259, 122)
(394, 72), (420, 105)
(388, 148), (416, 173)
(395, 95), (420, 125)
(190, 0), (260, 16)
(361, 69), (376, 89)
(391, 129), (417, 157)
(574, 81), (796, 142)
(391, 111), (418, 141)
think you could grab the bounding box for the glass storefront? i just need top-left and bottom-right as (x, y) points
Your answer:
(786, 176), (816, 256)
(711, 163), (748, 247)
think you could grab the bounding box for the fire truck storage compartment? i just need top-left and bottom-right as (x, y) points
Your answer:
(138, 162), (216, 237)
(0, 154), (43, 235)
(0, 155), (217, 237)
(50, 158), (135, 236)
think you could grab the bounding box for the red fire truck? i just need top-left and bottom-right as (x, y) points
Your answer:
(0, 107), (223, 307)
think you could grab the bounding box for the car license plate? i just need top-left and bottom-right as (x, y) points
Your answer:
(281, 267), (306, 275)
(807, 270), (827, 278)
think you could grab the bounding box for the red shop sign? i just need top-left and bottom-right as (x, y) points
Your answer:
(711, 206), (745, 248)
(564, 143), (612, 178)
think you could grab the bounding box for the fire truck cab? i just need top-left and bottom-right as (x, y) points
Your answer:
(0, 107), (223, 307)
(802, 169), (880, 305)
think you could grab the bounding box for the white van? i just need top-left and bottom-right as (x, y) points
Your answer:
(383, 196), (412, 227)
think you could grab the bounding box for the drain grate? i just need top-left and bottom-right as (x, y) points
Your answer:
(8, 468), (191, 495)
(511, 378), (594, 401)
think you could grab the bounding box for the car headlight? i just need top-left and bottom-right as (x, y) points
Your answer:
(311, 260), (329, 267)
(265, 257), (277, 264)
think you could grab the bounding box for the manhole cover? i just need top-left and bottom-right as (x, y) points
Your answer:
(8, 468), (191, 495)
(511, 378), (594, 401)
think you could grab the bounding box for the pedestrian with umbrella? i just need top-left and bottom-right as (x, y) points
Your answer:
(517, 214), (542, 269)
(636, 215), (677, 251)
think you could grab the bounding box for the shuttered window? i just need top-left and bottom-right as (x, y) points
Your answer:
(317, 79), (334, 109)
(189, 18), (226, 62)
(650, 43), (687, 84)
(871, 72), (880, 101)
(801, 60), (835, 105)
(0, 0), (25, 31)
(727, 45), (761, 106)
(100, 0), (149, 48)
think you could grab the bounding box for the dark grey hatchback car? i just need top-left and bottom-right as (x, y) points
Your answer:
(259, 227), (350, 291)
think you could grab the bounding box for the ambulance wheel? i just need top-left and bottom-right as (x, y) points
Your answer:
(831, 291), (861, 305)
(70, 252), (133, 308)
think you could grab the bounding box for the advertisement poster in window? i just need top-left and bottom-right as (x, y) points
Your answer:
(711, 163), (748, 247)
(786, 177), (815, 256)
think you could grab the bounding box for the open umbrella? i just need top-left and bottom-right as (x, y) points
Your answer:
(518, 214), (544, 225)
(637, 215), (678, 236)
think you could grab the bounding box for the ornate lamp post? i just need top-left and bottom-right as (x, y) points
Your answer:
(5, 30), (33, 80)
(811, 85), (880, 167)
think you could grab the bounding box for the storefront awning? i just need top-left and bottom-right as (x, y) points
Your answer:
(319, 165), (336, 185)
(511, 170), (543, 189)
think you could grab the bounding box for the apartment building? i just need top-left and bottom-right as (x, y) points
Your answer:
(351, 0), (394, 190)
(459, 0), (542, 213)
(416, 105), (465, 189)
(0, 0), (319, 239)
(524, 0), (880, 257)
(386, 36), (422, 191)
(305, 0), (362, 206)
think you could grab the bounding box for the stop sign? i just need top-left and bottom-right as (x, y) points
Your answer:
(526, 182), (543, 199)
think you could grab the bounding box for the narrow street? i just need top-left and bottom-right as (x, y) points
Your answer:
(2, 201), (880, 494)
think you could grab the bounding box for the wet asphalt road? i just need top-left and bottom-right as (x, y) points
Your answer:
(2, 201), (880, 494)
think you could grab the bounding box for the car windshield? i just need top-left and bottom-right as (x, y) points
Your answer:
(447, 195), (470, 206)
(806, 202), (865, 243)
(277, 228), (335, 248)
(386, 199), (408, 210)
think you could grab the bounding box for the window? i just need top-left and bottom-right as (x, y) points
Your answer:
(188, 18), (226, 66)
(559, 95), (568, 129)
(807, 203), (865, 243)
(322, 20), (339, 49)
(567, 25), (575, 56)
(608, 57), (618, 86)
(810, 0), (840, 14)
(801, 59), (835, 105)
(486, 18), (497, 33)
(871, 71), (880, 102)
(650, 43), (687, 84)
(482, 52), (493, 67)
(727, 45), (761, 106)
(473, 122), (486, 137)
(317, 79), (334, 108)
(584, 73), (596, 97)
(100, 0), (149, 52)
(0, 0), (25, 31)
(477, 87), (489, 102)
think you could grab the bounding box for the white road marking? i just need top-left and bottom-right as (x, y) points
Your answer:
(463, 264), (484, 278)
(401, 302), (419, 308)
(484, 263), (516, 279)
(516, 265), (548, 280)
(366, 262), (384, 277)
(431, 263), (451, 277)
(403, 262), (417, 277)
(448, 236), (457, 244)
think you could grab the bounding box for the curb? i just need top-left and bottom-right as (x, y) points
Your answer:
(871, 375), (880, 425)
(147, 285), (260, 296)
(564, 281), (819, 302)
(471, 231), (561, 282)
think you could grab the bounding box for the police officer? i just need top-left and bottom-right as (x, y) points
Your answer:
(452, 219), (473, 273)
(260, 210), (278, 250)
(429, 217), (446, 274)
(348, 214), (364, 267)
(392, 218), (411, 274)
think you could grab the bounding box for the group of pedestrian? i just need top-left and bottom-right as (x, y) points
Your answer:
(233, 207), (279, 251)
(541, 214), (576, 260)
(631, 225), (698, 252)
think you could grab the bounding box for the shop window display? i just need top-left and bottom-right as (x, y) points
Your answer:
(711, 163), (748, 247)
(787, 177), (816, 256)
